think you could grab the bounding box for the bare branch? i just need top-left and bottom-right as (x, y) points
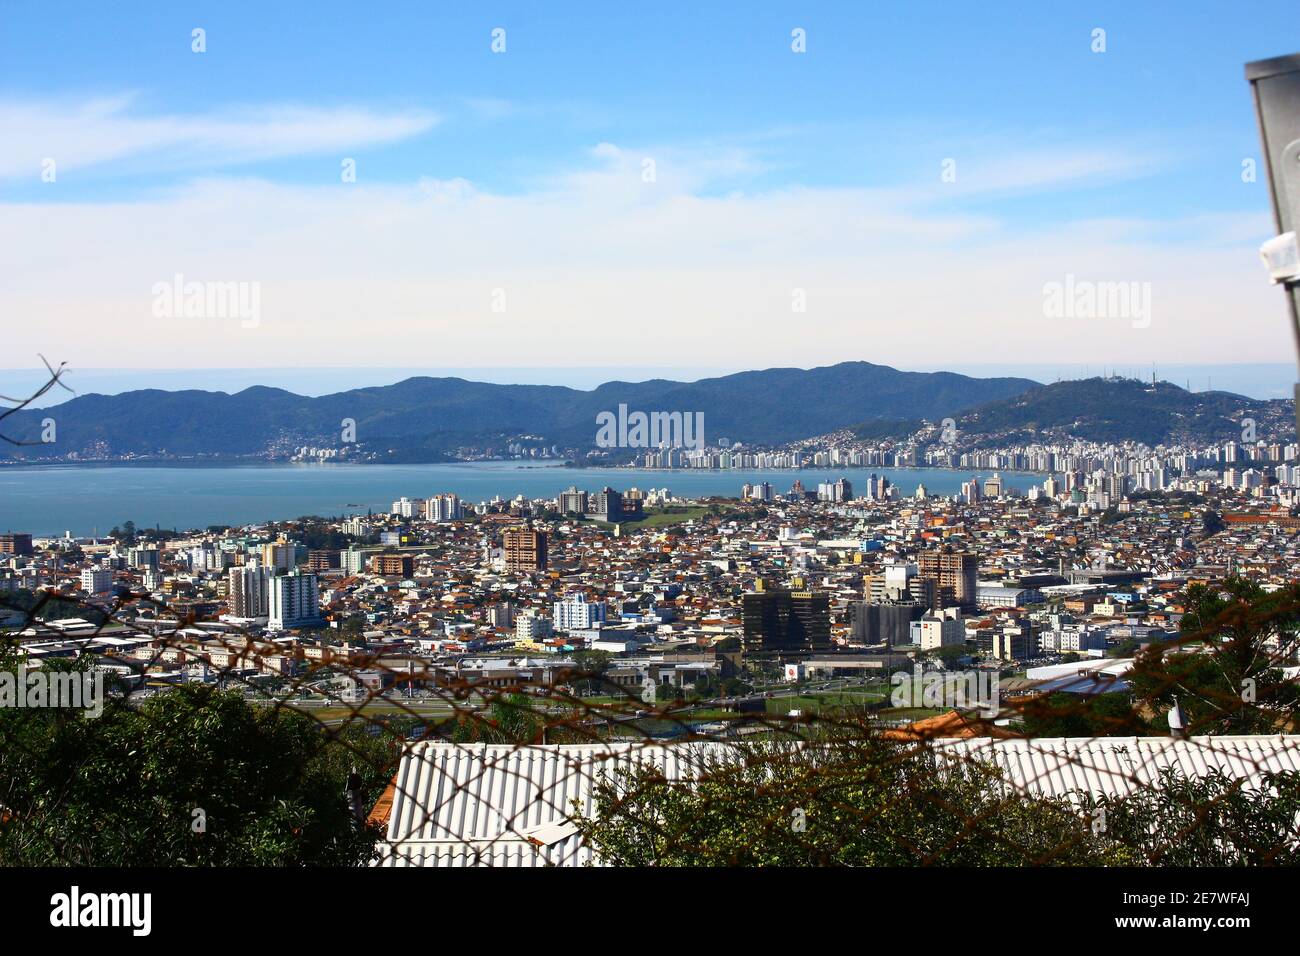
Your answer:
(0, 357), (73, 446)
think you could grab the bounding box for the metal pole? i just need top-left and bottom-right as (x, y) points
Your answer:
(1246, 53), (1300, 440)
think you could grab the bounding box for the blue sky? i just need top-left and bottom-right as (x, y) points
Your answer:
(3, 1), (1299, 390)
(2, 2), (1287, 208)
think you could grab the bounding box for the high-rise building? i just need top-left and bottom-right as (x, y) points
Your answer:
(307, 549), (340, 571)
(918, 549), (979, 610)
(865, 562), (938, 610)
(424, 493), (462, 522)
(558, 486), (589, 515)
(0, 533), (34, 556)
(227, 564), (273, 617)
(342, 547), (368, 576)
(515, 614), (554, 644)
(487, 601), (516, 628)
(588, 487), (627, 521)
(503, 527), (548, 572)
(268, 572), (322, 631)
(992, 622), (1035, 662)
(849, 599), (922, 646)
(741, 586), (831, 655)
(128, 547), (160, 570)
(866, 561), (916, 600)
(341, 516), (371, 537)
(189, 546), (230, 572)
(553, 592), (607, 631)
(261, 541), (296, 572)
(918, 608), (965, 652)
(80, 567), (114, 594)
(816, 478), (853, 502)
(369, 553), (414, 576)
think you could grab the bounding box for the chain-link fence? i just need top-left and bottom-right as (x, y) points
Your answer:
(3, 578), (1299, 867)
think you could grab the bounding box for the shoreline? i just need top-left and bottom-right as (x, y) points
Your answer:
(0, 462), (1053, 538)
(0, 457), (1048, 478)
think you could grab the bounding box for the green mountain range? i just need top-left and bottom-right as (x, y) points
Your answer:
(0, 362), (1037, 461)
(852, 378), (1294, 446)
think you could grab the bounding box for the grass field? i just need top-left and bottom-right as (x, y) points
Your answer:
(583, 505), (713, 530)
(280, 684), (919, 732)
(766, 690), (889, 715)
(628, 506), (712, 528)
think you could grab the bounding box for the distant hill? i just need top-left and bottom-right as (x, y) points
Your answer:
(0, 362), (1038, 462)
(851, 377), (1294, 446)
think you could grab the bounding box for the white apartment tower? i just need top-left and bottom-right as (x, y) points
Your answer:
(268, 572), (322, 631)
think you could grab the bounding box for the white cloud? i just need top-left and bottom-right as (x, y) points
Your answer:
(0, 95), (439, 179)
(0, 136), (1286, 373)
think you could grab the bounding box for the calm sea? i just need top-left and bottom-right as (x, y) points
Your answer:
(0, 461), (1046, 536)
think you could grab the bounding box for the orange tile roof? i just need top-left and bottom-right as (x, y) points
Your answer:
(367, 776), (398, 829)
(882, 710), (1020, 742)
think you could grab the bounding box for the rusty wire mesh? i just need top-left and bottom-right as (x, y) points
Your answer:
(3, 567), (1299, 867)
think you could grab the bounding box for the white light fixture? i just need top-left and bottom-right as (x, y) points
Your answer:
(1167, 697), (1187, 739)
(1260, 232), (1300, 284)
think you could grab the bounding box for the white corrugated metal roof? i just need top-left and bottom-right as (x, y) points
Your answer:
(376, 736), (1300, 867)
(1026, 658), (1134, 681)
(377, 839), (574, 868)
(378, 741), (746, 867)
(934, 735), (1300, 800)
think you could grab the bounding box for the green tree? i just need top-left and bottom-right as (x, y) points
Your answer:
(656, 682), (685, 704)
(1016, 691), (1149, 737)
(928, 644), (970, 666)
(1127, 577), (1300, 735)
(720, 677), (750, 696)
(564, 650), (613, 696)
(574, 732), (1117, 866)
(573, 728), (1300, 866)
(1077, 768), (1300, 866)
(0, 681), (390, 866)
(451, 692), (543, 744)
(1, 588), (108, 625)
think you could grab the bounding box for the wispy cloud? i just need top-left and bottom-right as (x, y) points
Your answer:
(0, 135), (1282, 372)
(0, 95), (440, 179)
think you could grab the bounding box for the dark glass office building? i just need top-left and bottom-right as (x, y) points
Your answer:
(742, 588), (831, 656)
